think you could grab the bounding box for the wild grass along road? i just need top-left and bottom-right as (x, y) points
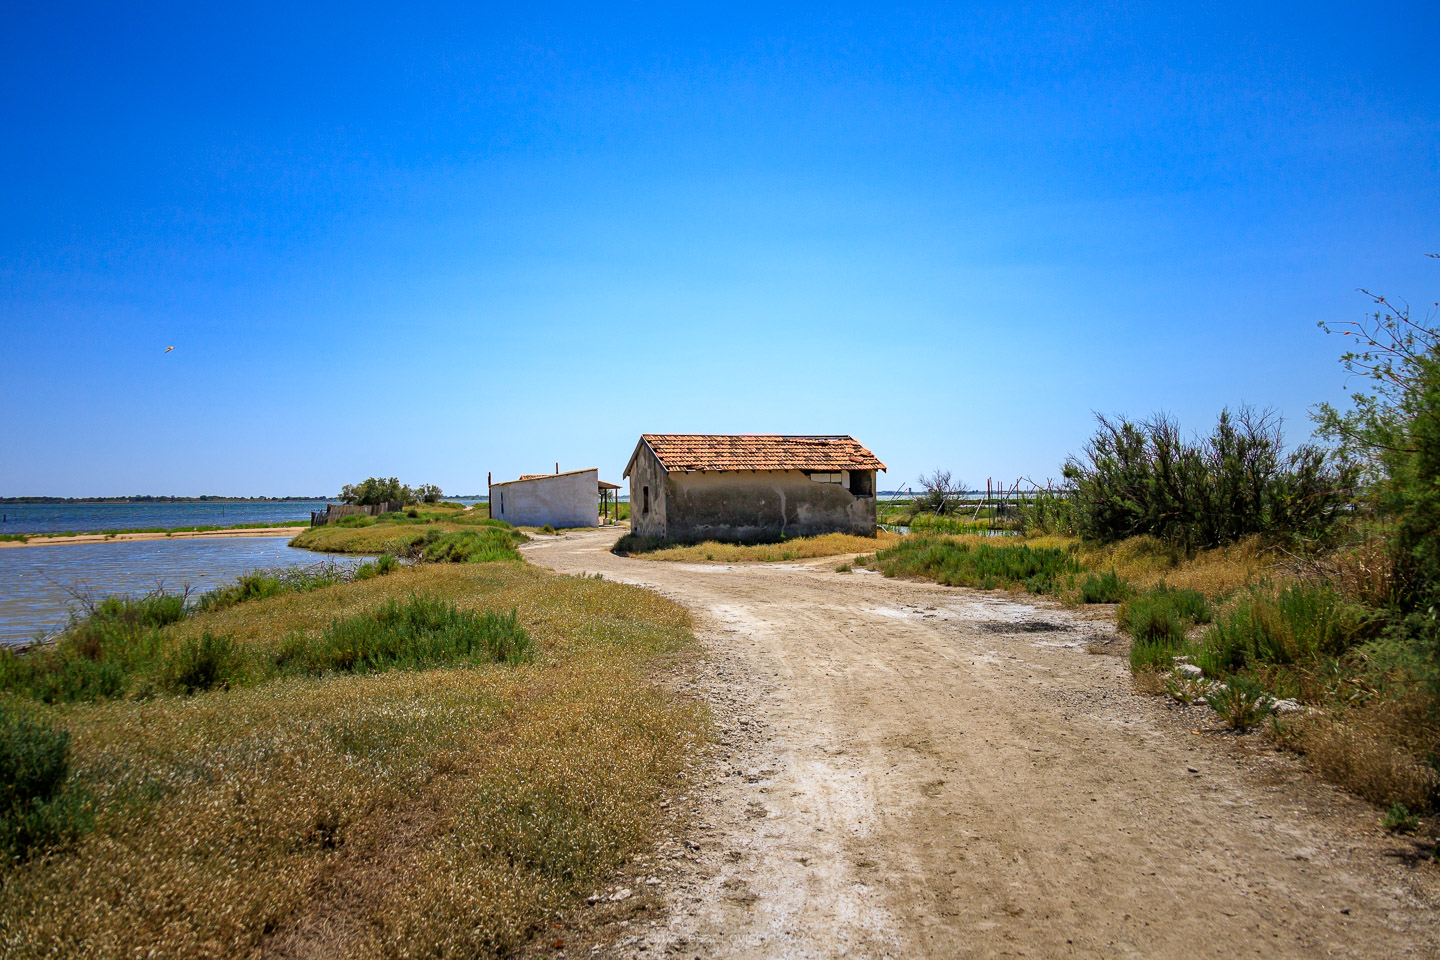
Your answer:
(523, 528), (1440, 959)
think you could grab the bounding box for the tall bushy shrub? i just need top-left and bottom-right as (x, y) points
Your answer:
(1314, 266), (1440, 690)
(1063, 407), (1356, 549)
(339, 477), (444, 506)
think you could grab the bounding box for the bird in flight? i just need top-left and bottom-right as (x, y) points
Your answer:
(164, 346), (174, 353)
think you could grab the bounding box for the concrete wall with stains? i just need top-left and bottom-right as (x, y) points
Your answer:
(627, 446), (669, 538)
(661, 469), (878, 541)
(491, 469), (597, 528)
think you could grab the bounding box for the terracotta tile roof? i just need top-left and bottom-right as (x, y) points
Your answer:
(636, 435), (886, 473)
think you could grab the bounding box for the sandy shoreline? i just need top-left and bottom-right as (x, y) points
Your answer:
(0, 526), (307, 549)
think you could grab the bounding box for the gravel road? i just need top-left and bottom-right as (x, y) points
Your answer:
(523, 529), (1439, 959)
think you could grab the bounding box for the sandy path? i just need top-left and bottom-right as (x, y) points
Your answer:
(523, 529), (1439, 960)
(0, 526), (306, 548)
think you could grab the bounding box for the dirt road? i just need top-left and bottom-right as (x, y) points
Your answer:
(524, 530), (1439, 959)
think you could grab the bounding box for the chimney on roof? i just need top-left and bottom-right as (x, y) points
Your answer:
(555, 462), (559, 474)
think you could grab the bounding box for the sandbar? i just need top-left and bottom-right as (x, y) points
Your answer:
(0, 526), (307, 549)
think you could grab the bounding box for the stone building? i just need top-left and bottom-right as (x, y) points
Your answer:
(622, 435), (886, 541)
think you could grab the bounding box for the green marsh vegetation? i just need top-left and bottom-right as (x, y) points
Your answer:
(877, 265), (1440, 819)
(0, 554), (702, 957)
(872, 536), (1082, 594)
(291, 501), (529, 559)
(1017, 266), (1440, 819)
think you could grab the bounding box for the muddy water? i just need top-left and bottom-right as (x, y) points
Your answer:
(0, 538), (372, 644)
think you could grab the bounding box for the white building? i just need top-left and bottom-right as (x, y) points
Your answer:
(489, 468), (604, 528)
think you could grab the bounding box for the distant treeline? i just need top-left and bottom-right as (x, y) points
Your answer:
(0, 496), (331, 504)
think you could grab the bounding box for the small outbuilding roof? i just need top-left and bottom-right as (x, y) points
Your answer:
(626, 434), (886, 477)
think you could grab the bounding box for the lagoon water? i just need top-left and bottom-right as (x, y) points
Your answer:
(0, 537), (373, 644)
(0, 501), (330, 535)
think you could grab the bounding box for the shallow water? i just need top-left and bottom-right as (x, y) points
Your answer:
(0, 501), (330, 535)
(0, 538), (373, 644)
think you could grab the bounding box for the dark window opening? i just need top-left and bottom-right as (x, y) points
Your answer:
(642, 485), (650, 515)
(850, 470), (874, 497)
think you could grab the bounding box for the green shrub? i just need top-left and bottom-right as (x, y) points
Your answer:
(1120, 585), (1212, 675)
(198, 563), (370, 612)
(873, 537), (1082, 593)
(1163, 669), (1211, 704)
(162, 632), (241, 694)
(835, 562), (853, 573)
(273, 595), (532, 675)
(1118, 585), (1211, 639)
(0, 593), (185, 703)
(412, 529), (522, 564)
(354, 553), (401, 581)
(1195, 583), (1356, 677)
(1065, 407), (1356, 549)
(1080, 570), (1131, 604)
(1129, 640), (1180, 673)
(332, 514), (376, 528)
(1205, 676), (1273, 731)
(613, 534), (669, 554)
(0, 705), (88, 864)
(1381, 802), (1421, 834)
(540, 524), (557, 535)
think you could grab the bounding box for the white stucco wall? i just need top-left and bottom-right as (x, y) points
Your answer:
(491, 469), (598, 528)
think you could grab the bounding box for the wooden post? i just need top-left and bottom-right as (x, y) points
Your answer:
(487, 471), (492, 520)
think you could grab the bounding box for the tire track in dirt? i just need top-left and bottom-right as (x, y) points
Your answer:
(524, 530), (1440, 959)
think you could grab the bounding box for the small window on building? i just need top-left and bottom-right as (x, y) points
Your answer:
(850, 470), (874, 497)
(642, 485), (650, 515)
(807, 471), (841, 484)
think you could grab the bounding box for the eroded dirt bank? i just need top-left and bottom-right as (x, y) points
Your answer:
(523, 530), (1440, 959)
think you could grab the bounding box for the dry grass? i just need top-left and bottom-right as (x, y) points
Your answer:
(1075, 535), (1279, 600)
(0, 563), (703, 959)
(1277, 697), (1440, 811)
(631, 529), (901, 563)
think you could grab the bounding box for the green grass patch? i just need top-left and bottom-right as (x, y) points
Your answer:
(1080, 570), (1131, 604)
(0, 558), (406, 703)
(291, 511), (525, 557)
(1118, 584), (1212, 672)
(272, 596), (531, 675)
(0, 704), (89, 865)
(872, 536), (1082, 593)
(1193, 582), (1360, 678)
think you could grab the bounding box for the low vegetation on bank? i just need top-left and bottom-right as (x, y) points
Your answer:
(871, 535), (1080, 593)
(0, 560), (701, 958)
(614, 529), (901, 563)
(291, 502), (530, 559)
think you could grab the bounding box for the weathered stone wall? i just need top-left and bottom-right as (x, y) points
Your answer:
(627, 446), (668, 538)
(491, 469), (597, 528)
(663, 469), (877, 541)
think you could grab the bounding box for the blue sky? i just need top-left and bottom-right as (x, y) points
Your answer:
(2, 2), (1436, 496)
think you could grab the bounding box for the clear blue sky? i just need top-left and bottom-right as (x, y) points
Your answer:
(3, 2), (1436, 496)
